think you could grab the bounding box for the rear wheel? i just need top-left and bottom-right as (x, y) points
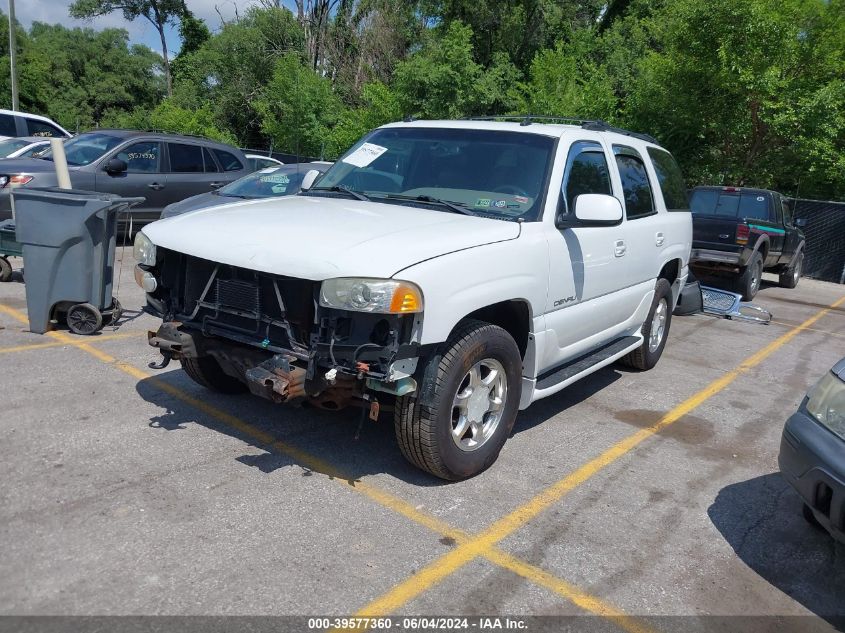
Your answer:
(181, 356), (248, 394)
(779, 252), (803, 289)
(395, 319), (522, 480)
(620, 278), (672, 371)
(737, 252), (763, 300)
(0, 256), (11, 282)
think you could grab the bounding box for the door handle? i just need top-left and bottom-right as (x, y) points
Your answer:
(655, 231), (665, 246)
(614, 240), (626, 257)
(210, 182), (224, 188)
(148, 182), (164, 191)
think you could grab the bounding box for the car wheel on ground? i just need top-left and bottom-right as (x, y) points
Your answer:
(779, 252), (803, 289)
(395, 319), (522, 480)
(620, 278), (673, 370)
(737, 251), (763, 300)
(181, 356), (249, 394)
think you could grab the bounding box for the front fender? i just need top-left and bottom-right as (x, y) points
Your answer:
(395, 230), (548, 346)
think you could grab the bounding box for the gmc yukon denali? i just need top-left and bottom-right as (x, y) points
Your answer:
(134, 118), (692, 480)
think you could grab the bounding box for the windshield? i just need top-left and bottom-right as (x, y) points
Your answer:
(37, 133), (123, 166)
(219, 165), (320, 198)
(314, 127), (556, 221)
(0, 139), (31, 157)
(689, 189), (771, 221)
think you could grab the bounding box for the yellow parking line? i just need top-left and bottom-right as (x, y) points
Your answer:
(0, 301), (653, 632)
(351, 294), (845, 616)
(0, 332), (138, 355)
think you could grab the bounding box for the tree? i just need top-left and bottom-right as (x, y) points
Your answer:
(69, 0), (186, 96)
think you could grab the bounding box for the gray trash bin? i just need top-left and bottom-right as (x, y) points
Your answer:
(12, 187), (143, 335)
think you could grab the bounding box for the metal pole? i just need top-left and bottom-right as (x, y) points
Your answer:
(8, 0), (19, 111)
(50, 138), (72, 189)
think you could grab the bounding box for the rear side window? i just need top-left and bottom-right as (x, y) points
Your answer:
(613, 146), (655, 220)
(690, 190), (771, 221)
(0, 114), (16, 136)
(647, 148), (688, 211)
(560, 141), (613, 215)
(213, 149), (244, 172)
(25, 118), (64, 137)
(202, 147), (220, 172)
(168, 143), (204, 173)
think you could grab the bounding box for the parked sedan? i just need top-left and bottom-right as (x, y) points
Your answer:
(161, 162), (331, 218)
(0, 136), (51, 159)
(779, 357), (845, 543)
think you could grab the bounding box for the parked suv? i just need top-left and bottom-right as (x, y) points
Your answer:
(0, 109), (71, 138)
(135, 118), (692, 480)
(0, 130), (250, 229)
(689, 186), (806, 300)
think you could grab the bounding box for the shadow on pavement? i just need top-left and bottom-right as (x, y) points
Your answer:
(134, 363), (619, 486)
(708, 473), (845, 631)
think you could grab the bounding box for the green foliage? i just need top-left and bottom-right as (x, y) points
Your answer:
(101, 100), (235, 144)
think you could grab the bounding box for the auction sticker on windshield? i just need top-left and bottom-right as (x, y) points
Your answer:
(342, 142), (388, 168)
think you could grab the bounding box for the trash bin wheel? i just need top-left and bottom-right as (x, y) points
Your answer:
(67, 303), (103, 335)
(0, 256), (11, 282)
(108, 297), (123, 325)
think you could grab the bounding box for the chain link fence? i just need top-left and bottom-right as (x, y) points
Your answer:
(791, 198), (845, 284)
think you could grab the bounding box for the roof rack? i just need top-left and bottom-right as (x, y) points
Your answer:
(463, 115), (658, 144)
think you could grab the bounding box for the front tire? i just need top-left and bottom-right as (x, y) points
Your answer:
(181, 356), (248, 394)
(620, 278), (672, 371)
(779, 252), (803, 289)
(395, 319), (522, 480)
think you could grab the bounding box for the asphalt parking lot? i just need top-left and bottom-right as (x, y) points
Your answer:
(1, 248), (844, 633)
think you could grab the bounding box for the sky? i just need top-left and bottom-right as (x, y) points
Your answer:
(12, 0), (295, 57)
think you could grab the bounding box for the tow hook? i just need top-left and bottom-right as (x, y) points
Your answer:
(149, 350), (173, 369)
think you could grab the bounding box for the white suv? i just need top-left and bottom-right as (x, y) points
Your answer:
(135, 118), (692, 480)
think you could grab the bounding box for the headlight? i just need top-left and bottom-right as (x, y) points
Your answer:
(320, 278), (423, 314)
(806, 370), (845, 440)
(133, 231), (157, 266)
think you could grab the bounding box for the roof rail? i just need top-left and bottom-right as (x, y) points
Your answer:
(463, 115), (659, 144)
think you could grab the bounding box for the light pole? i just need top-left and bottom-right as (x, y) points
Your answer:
(8, 0), (19, 111)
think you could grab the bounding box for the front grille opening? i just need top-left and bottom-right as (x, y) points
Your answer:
(814, 482), (833, 518)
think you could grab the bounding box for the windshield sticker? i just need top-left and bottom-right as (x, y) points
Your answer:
(260, 174), (290, 184)
(475, 198), (492, 207)
(259, 167), (280, 174)
(342, 142), (388, 168)
(271, 183), (289, 193)
(494, 200), (508, 208)
(514, 195), (529, 204)
(756, 196), (765, 201)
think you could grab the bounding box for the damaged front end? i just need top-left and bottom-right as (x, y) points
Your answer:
(140, 246), (423, 410)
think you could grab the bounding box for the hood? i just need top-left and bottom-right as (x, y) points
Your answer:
(161, 191), (239, 217)
(0, 158), (66, 175)
(144, 195), (521, 280)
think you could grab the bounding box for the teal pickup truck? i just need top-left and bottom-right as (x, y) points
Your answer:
(689, 186), (806, 300)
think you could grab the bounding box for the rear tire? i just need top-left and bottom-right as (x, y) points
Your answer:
(394, 319), (522, 481)
(0, 256), (11, 282)
(779, 252), (803, 289)
(181, 356), (248, 394)
(620, 278), (672, 371)
(737, 252), (763, 300)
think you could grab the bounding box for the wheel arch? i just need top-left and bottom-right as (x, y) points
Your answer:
(458, 299), (532, 359)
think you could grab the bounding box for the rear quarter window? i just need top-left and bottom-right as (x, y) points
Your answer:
(25, 118), (65, 137)
(0, 114), (16, 136)
(213, 149), (244, 172)
(647, 148), (689, 211)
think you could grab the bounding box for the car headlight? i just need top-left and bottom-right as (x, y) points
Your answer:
(320, 278), (423, 314)
(806, 370), (845, 440)
(133, 230), (157, 266)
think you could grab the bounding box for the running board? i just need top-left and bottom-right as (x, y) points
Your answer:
(535, 336), (641, 391)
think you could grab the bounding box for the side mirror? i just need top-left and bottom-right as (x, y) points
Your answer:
(104, 158), (127, 175)
(300, 169), (321, 191)
(795, 217), (807, 228)
(571, 194), (624, 226)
